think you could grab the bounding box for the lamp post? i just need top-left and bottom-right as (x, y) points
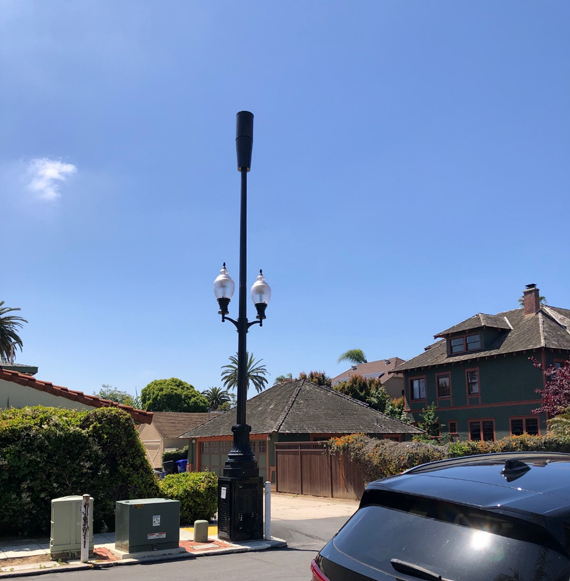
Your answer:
(213, 111), (271, 541)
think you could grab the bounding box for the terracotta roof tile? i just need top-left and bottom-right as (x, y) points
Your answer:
(0, 368), (153, 424)
(330, 357), (406, 386)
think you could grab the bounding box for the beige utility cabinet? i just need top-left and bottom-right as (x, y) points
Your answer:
(50, 495), (94, 560)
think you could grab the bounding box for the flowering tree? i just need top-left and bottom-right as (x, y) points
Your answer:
(532, 358), (570, 417)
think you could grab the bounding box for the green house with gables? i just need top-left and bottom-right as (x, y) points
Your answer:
(394, 285), (570, 442)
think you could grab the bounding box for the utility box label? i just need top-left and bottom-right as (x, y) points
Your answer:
(147, 532), (166, 540)
(221, 487), (227, 499)
(152, 515), (160, 527)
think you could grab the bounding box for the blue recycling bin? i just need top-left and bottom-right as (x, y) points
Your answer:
(176, 459), (188, 473)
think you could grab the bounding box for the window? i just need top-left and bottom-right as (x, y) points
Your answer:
(450, 338), (464, 354)
(200, 442), (210, 454)
(469, 420), (494, 441)
(410, 378), (426, 400)
(449, 333), (482, 355)
(448, 421), (458, 434)
(466, 334), (481, 351)
(437, 374), (451, 398)
(511, 417), (539, 436)
(467, 370), (479, 395)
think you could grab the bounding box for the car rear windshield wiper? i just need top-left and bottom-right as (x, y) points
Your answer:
(391, 559), (454, 581)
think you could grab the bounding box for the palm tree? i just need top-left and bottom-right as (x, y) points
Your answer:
(273, 373), (292, 385)
(337, 349), (367, 365)
(0, 302), (28, 363)
(203, 386), (231, 410)
(221, 352), (269, 394)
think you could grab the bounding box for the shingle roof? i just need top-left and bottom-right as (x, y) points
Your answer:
(395, 306), (570, 372)
(151, 411), (223, 439)
(0, 367), (153, 424)
(435, 314), (512, 337)
(181, 379), (422, 438)
(330, 357), (406, 386)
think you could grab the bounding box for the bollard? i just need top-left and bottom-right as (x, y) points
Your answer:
(194, 520), (209, 543)
(264, 481), (271, 540)
(80, 494), (90, 563)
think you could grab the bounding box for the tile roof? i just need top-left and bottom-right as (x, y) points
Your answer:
(151, 411), (224, 439)
(0, 367), (153, 424)
(394, 306), (570, 372)
(181, 379), (422, 438)
(330, 357), (406, 386)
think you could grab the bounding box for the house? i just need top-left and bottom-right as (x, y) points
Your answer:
(0, 367), (153, 425)
(138, 411), (223, 469)
(393, 285), (570, 442)
(181, 378), (422, 485)
(330, 357), (406, 399)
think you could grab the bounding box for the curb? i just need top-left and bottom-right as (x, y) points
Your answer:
(0, 539), (287, 578)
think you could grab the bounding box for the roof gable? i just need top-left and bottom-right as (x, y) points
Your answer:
(182, 379), (422, 438)
(435, 313), (511, 337)
(395, 305), (570, 373)
(0, 367), (153, 424)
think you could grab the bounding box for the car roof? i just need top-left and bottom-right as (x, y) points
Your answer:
(365, 452), (570, 519)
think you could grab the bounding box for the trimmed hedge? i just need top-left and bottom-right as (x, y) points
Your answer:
(162, 446), (189, 463)
(0, 406), (159, 536)
(329, 433), (570, 483)
(158, 471), (217, 525)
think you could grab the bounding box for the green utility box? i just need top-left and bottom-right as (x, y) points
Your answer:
(115, 499), (180, 553)
(50, 495), (94, 560)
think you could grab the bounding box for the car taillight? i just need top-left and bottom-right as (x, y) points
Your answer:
(311, 558), (331, 581)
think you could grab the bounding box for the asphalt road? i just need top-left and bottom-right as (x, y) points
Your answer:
(37, 514), (351, 581)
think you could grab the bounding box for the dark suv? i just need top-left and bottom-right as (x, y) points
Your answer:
(312, 452), (570, 581)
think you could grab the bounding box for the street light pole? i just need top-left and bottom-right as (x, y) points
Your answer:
(213, 111), (271, 541)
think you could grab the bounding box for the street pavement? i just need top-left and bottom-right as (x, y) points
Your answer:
(0, 493), (359, 579)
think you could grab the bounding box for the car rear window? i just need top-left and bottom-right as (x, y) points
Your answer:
(330, 496), (570, 581)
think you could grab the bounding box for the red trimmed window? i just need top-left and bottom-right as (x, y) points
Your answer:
(467, 370), (479, 395)
(511, 417), (539, 436)
(469, 420), (494, 441)
(449, 333), (481, 354)
(437, 374), (451, 398)
(410, 378), (426, 400)
(448, 421), (458, 434)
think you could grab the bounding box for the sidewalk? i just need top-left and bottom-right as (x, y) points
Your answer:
(0, 523), (285, 577)
(0, 493), (358, 577)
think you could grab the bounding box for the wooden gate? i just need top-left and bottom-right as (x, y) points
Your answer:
(275, 442), (364, 500)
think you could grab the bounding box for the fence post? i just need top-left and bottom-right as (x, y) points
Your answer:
(264, 481), (271, 540)
(80, 494), (90, 563)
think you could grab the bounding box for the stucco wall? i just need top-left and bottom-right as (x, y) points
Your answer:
(0, 378), (97, 412)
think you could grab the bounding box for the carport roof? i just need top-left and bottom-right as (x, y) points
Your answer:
(180, 379), (422, 438)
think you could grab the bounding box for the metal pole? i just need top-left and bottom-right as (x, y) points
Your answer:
(80, 494), (90, 563)
(264, 481), (271, 540)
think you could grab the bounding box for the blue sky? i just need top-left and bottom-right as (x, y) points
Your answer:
(1, 1), (569, 399)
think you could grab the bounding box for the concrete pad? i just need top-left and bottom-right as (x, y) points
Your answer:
(109, 545), (187, 560)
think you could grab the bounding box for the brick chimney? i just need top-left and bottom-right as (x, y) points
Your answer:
(523, 283), (540, 316)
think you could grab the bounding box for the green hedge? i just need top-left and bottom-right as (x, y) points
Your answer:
(158, 472), (217, 525)
(162, 446), (189, 463)
(0, 406), (159, 536)
(329, 433), (570, 483)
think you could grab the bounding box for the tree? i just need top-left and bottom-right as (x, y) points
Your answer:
(418, 402), (443, 437)
(94, 385), (135, 406)
(337, 349), (367, 365)
(203, 387), (231, 410)
(273, 373), (292, 385)
(297, 371), (332, 386)
(140, 378), (209, 412)
(221, 352), (269, 394)
(0, 301), (28, 363)
(532, 358), (570, 417)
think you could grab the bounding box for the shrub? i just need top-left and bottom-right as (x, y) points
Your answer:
(447, 434), (570, 457)
(328, 434), (446, 482)
(159, 472), (217, 525)
(0, 406), (159, 536)
(162, 446), (189, 463)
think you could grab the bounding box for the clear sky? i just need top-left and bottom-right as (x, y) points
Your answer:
(1, 1), (569, 399)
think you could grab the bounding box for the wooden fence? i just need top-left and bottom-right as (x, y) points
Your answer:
(275, 441), (364, 500)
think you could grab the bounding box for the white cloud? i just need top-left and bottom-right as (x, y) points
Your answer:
(27, 157), (77, 201)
